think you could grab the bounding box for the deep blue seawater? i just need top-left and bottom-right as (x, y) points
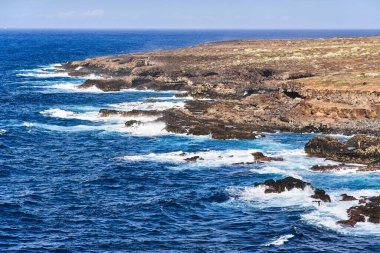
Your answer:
(1, 29), (380, 252)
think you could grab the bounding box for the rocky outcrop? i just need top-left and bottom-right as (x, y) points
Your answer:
(305, 135), (380, 165)
(161, 109), (258, 140)
(311, 189), (331, 203)
(338, 196), (380, 226)
(251, 152), (284, 162)
(125, 120), (141, 127)
(254, 177), (331, 202)
(184, 156), (203, 162)
(310, 164), (380, 173)
(98, 109), (162, 117)
(80, 79), (131, 91)
(340, 194), (357, 201)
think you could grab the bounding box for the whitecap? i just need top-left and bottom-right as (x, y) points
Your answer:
(121, 121), (167, 136)
(21, 120), (167, 136)
(17, 72), (70, 78)
(263, 234), (294, 246)
(40, 108), (160, 123)
(302, 189), (380, 236)
(0, 129), (7, 135)
(249, 166), (303, 180)
(118, 149), (262, 167)
(230, 184), (317, 208)
(119, 88), (188, 94)
(146, 96), (193, 101)
(43, 82), (104, 93)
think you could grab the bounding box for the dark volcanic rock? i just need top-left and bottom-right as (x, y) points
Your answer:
(125, 120), (140, 127)
(310, 163), (380, 173)
(338, 196), (380, 226)
(311, 189), (331, 203)
(98, 109), (161, 117)
(254, 177), (331, 202)
(254, 177), (310, 193)
(251, 152), (284, 162)
(184, 156), (203, 162)
(341, 194), (358, 201)
(161, 109), (257, 140)
(305, 135), (380, 165)
(79, 79), (131, 91)
(310, 164), (342, 172)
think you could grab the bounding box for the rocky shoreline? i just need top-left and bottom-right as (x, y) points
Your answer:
(63, 36), (380, 137)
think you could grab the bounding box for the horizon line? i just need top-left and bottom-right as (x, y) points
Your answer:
(2, 28), (380, 31)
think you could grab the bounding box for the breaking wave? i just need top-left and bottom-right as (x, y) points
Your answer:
(21, 120), (167, 136)
(118, 149), (264, 167)
(263, 234), (294, 246)
(108, 101), (185, 111)
(302, 189), (380, 236)
(40, 108), (160, 122)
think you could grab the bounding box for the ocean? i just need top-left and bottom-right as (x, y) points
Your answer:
(1, 29), (380, 252)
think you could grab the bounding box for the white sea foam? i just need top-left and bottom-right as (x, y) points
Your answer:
(40, 108), (160, 123)
(246, 148), (338, 179)
(230, 173), (380, 236)
(263, 234), (294, 246)
(108, 101), (185, 111)
(302, 189), (380, 236)
(119, 149), (264, 166)
(146, 96), (193, 101)
(0, 129), (7, 135)
(249, 166), (303, 180)
(81, 73), (104, 80)
(22, 118), (167, 136)
(311, 165), (375, 175)
(17, 72), (70, 78)
(43, 82), (104, 93)
(17, 64), (103, 80)
(231, 184), (317, 208)
(120, 88), (188, 94)
(121, 121), (167, 136)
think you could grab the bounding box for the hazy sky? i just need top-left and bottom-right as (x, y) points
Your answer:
(0, 0), (379, 29)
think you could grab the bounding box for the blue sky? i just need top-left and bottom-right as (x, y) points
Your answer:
(0, 0), (379, 29)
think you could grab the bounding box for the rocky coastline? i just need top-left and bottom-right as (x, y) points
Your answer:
(62, 36), (380, 227)
(63, 36), (380, 137)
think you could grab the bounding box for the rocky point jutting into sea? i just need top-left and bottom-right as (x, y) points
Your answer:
(63, 36), (380, 138)
(59, 36), (380, 228)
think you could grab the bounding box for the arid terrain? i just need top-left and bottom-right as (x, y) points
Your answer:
(63, 36), (380, 137)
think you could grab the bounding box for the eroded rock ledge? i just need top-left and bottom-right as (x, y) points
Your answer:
(305, 135), (380, 165)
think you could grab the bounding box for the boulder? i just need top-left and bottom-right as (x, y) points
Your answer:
(311, 189), (331, 203)
(252, 152), (284, 162)
(125, 120), (140, 127)
(254, 177), (331, 202)
(184, 156), (203, 162)
(340, 194), (357, 201)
